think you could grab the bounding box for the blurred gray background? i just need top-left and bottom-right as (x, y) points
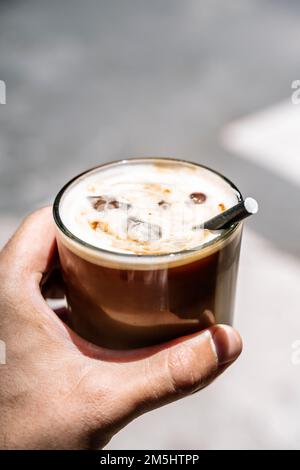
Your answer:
(1, 0), (300, 449)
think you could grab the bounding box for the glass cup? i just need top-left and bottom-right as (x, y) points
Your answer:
(53, 158), (243, 349)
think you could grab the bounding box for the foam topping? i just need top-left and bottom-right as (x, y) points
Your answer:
(59, 160), (240, 255)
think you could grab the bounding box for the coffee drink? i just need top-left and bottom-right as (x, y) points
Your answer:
(54, 158), (243, 349)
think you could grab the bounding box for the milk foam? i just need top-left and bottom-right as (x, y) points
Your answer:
(59, 160), (240, 255)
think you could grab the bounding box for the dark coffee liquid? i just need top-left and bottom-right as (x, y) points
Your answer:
(57, 226), (242, 349)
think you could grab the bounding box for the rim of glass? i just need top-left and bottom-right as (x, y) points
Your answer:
(53, 157), (243, 259)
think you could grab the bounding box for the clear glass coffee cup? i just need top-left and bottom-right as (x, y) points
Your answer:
(53, 158), (243, 349)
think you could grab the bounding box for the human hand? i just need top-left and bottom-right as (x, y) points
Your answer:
(0, 208), (242, 449)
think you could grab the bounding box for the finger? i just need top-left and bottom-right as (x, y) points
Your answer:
(1, 207), (57, 279)
(0, 207), (74, 342)
(116, 325), (242, 416)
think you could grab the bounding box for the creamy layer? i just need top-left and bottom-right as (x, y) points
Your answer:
(59, 160), (240, 255)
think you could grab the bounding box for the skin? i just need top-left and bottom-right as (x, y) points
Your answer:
(0, 207), (242, 449)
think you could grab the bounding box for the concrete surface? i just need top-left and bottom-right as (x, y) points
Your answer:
(0, 0), (300, 449)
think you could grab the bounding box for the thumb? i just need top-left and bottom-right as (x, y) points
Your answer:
(1, 207), (56, 279)
(118, 325), (242, 416)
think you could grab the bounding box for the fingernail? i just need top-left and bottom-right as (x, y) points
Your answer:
(211, 325), (242, 365)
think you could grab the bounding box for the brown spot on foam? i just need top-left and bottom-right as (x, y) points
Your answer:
(88, 196), (107, 211)
(218, 203), (226, 212)
(99, 221), (110, 233)
(89, 220), (99, 230)
(158, 200), (170, 209)
(108, 199), (120, 209)
(190, 192), (207, 204)
(88, 196), (130, 211)
(89, 220), (109, 233)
